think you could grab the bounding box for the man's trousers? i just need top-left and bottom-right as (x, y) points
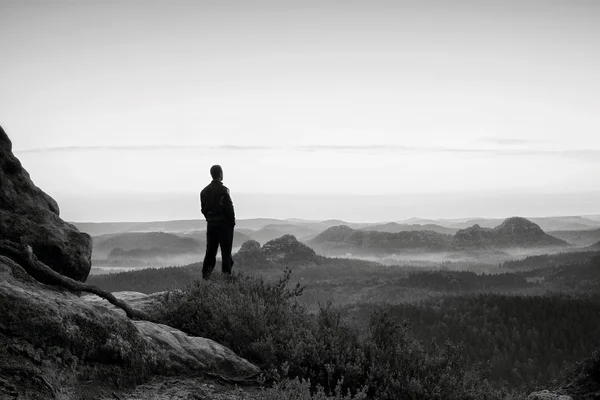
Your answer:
(202, 221), (234, 279)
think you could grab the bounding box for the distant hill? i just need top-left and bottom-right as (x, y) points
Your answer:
(93, 231), (202, 258)
(590, 241), (600, 250)
(76, 220), (206, 236)
(397, 217), (441, 225)
(453, 217), (568, 249)
(309, 217), (568, 255)
(248, 224), (322, 244)
(309, 225), (453, 255)
(441, 216), (600, 231)
(449, 219), (503, 229)
(548, 228), (600, 247)
(366, 222), (457, 235)
(530, 216), (600, 231)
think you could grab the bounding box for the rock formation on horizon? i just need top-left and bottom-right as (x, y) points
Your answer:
(309, 217), (568, 254)
(308, 225), (454, 254)
(236, 235), (318, 265)
(453, 217), (569, 249)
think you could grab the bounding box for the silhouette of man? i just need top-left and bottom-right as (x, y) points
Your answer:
(200, 165), (235, 279)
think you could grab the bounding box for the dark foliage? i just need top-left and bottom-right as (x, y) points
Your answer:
(151, 272), (507, 400)
(344, 294), (600, 393)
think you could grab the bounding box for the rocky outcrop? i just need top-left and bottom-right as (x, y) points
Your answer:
(528, 347), (600, 400)
(0, 126), (92, 281)
(261, 235), (317, 263)
(527, 390), (572, 400)
(236, 239), (264, 263)
(236, 236), (318, 265)
(0, 254), (259, 398)
(454, 217), (568, 249)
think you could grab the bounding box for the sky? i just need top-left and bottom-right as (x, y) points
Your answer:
(1, 0), (599, 222)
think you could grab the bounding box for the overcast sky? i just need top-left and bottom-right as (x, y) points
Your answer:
(1, 0), (599, 222)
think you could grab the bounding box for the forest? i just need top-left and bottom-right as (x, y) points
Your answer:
(87, 249), (600, 393)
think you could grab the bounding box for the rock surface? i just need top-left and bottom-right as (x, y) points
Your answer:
(98, 377), (263, 400)
(83, 291), (165, 315)
(84, 291), (259, 378)
(0, 126), (92, 282)
(527, 390), (573, 400)
(0, 256), (259, 398)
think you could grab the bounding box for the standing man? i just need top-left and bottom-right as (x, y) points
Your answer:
(200, 165), (235, 279)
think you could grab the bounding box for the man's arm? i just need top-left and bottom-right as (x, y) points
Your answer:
(200, 190), (207, 218)
(221, 188), (235, 226)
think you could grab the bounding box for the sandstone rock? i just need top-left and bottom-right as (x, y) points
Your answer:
(236, 236), (318, 265)
(83, 291), (166, 316)
(261, 235), (317, 263)
(238, 239), (262, 256)
(527, 390), (573, 400)
(83, 291), (258, 378)
(235, 239), (266, 264)
(0, 126), (92, 281)
(0, 256), (259, 398)
(134, 321), (258, 377)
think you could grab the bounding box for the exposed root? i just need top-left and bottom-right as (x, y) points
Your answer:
(0, 240), (152, 321)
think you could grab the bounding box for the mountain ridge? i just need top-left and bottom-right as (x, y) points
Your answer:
(310, 217), (568, 255)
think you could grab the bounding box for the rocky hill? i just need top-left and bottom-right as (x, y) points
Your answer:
(236, 235), (318, 265)
(94, 231), (202, 258)
(363, 222), (458, 235)
(454, 217), (569, 249)
(0, 126), (259, 399)
(309, 225), (454, 255)
(550, 228), (600, 248)
(309, 218), (568, 255)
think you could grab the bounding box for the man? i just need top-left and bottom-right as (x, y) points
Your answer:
(200, 165), (235, 279)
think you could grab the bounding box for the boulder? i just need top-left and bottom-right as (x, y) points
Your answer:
(0, 126), (92, 281)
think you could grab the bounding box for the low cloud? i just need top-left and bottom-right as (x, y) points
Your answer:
(476, 137), (550, 146)
(15, 143), (600, 161)
(15, 144), (275, 153)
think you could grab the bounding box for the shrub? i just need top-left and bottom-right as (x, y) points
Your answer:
(152, 270), (509, 399)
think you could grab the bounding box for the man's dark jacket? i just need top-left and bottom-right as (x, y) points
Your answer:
(200, 180), (235, 226)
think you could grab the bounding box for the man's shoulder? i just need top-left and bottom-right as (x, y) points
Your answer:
(200, 183), (213, 195)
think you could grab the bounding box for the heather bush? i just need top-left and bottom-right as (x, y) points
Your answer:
(152, 270), (509, 399)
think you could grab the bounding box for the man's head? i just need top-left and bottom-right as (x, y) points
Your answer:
(210, 165), (223, 181)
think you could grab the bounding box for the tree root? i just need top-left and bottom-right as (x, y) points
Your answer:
(0, 240), (152, 321)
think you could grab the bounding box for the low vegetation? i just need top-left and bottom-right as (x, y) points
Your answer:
(152, 271), (512, 400)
